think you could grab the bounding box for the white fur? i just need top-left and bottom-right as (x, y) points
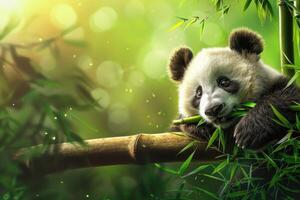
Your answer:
(178, 47), (282, 127)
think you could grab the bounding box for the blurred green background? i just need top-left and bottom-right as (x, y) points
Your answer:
(0, 0), (281, 199)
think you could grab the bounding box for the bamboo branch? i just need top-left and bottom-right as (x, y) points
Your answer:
(279, 0), (295, 77)
(15, 133), (222, 177)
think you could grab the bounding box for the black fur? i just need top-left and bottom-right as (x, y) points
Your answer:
(229, 28), (264, 55)
(234, 76), (300, 149)
(170, 120), (215, 141)
(168, 47), (193, 82)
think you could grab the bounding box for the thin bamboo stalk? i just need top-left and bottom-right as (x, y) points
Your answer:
(15, 133), (222, 177)
(279, 0), (295, 77)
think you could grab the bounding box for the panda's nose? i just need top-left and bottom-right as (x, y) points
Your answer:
(205, 104), (224, 117)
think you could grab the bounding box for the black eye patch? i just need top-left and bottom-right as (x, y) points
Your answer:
(192, 86), (202, 108)
(216, 76), (239, 94)
(224, 81), (239, 93)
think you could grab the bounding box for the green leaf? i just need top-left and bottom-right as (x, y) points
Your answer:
(229, 161), (238, 180)
(184, 17), (199, 30)
(227, 191), (249, 198)
(283, 64), (300, 70)
(0, 17), (19, 41)
(230, 110), (247, 118)
(206, 127), (219, 149)
(212, 160), (228, 174)
(284, 71), (300, 89)
(244, 0), (252, 11)
(179, 151), (195, 175)
(196, 118), (205, 127)
(63, 39), (87, 48)
(241, 101), (256, 108)
(271, 118), (286, 128)
(195, 187), (220, 200)
(296, 113), (300, 131)
(218, 128), (225, 151)
(154, 163), (178, 175)
(182, 165), (209, 178)
(66, 131), (85, 144)
(199, 19), (205, 39)
(202, 174), (225, 182)
(278, 183), (300, 193)
(60, 25), (79, 36)
(289, 103), (300, 111)
(177, 141), (196, 155)
(271, 105), (292, 128)
(262, 152), (278, 169)
(33, 79), (61, 88)
(168, 21), (185, 32)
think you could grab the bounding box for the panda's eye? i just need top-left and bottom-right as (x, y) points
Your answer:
(217, 76), (231, 88)
(195, 86), (202, 98)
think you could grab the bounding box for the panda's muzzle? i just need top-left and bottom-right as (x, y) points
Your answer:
(205, 104), (224, 117)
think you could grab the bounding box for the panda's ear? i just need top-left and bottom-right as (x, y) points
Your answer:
(168, 47), (193, 82)
(229, 28), (264, 55)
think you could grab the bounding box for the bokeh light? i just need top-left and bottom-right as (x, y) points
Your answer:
(143, 49), (168, 79)
(91, 88), (110, 108)
(77, 55), (93, 70)
(96, 61), (123, 88)
(0, 0), (22, 12)
(89, 7), (118, 32)
(51, 4), (77, 29)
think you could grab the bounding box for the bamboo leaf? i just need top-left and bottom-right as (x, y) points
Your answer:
(284, 71), (300, 89)
(212, 160), (228, 174)
(60, 25), (79, 36)
(168, 21), (185, 32)
(66, 131), (85, 144)
(242, 101), (256, 108)
(202, 174), (225, 182)
(296, 113), (300, 131)
(218, 128), (225, 151)
(177, 141), (196, 155)
(182, 165), (209, 178)
(63, 39), (87, 48)
(196, 118), (205, 127)
(271, 118), (286, 128)
(195, 187), (220, 200)
(270, 105), (292, 128)
(229, 161), (238, 180)
(0, 17), (19, 41)
(206, 127), (219, 149)
(227, 191), (249, 198)
(199, 19), (205, 39)
(244, 0), (252, 11)
(230, 110), (247, 118)
(278, 183), (300, 193)
(184, 17), (198, 30)
(154, 163), (178, 175)
(262, 152), (278, 169)
(179, 151), (195, 175)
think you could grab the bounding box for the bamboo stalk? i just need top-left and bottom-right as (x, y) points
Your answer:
(279, 0), (295, 77)
(15, 133), (222, 177)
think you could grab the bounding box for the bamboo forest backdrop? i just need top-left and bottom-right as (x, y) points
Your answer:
(0, 0), (299, 200)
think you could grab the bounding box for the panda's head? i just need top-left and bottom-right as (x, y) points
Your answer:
(169, 28), (281, 128)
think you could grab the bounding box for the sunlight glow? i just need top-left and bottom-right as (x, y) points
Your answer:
(0, 0), (22, 11)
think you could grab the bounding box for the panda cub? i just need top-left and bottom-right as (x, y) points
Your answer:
(169, 28), (300, 150)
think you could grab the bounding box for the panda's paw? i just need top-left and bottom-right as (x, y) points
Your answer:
(180, 124), (211, 140)
(233, 116), (265, 150)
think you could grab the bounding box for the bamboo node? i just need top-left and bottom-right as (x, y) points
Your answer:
(128, 133), (143, 163)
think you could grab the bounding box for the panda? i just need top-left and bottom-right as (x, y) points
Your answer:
(169, 28), (300, 150)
